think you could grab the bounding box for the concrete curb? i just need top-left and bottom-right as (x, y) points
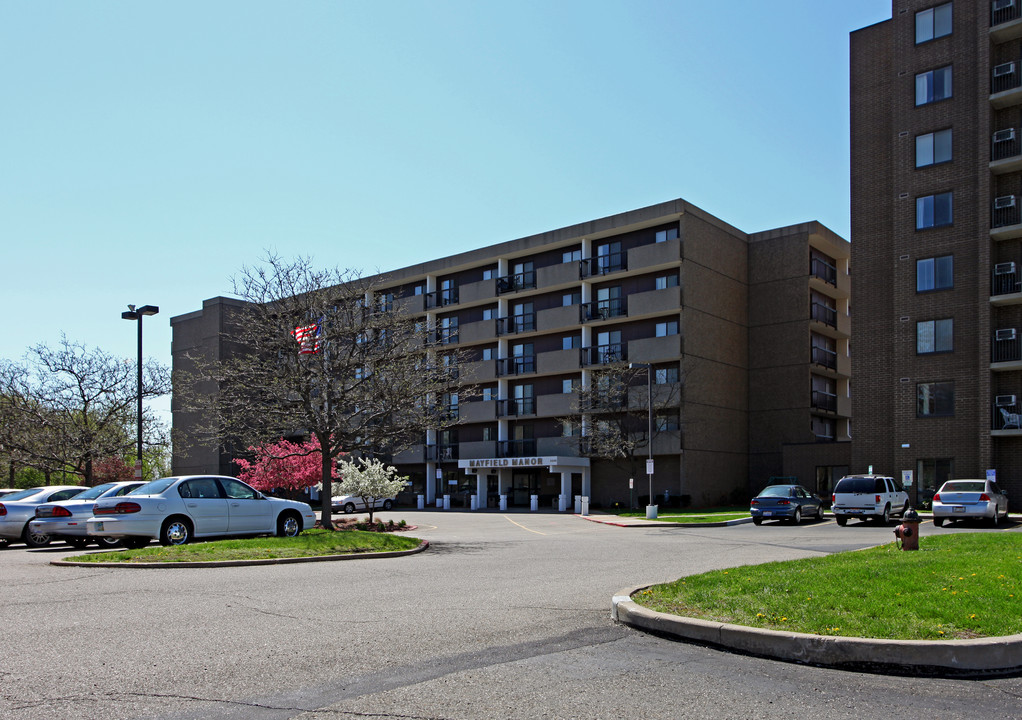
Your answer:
(50, 540), (429, 569)
(581, 514), (753, 528)
(612, 584), (1022, 677)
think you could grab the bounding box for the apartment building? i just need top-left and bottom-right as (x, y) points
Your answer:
(851, 1), (1022, 506)
(171, 198), (850, 508)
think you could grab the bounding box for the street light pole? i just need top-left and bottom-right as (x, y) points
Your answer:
(121, 304), (159, 480)
(629, 362), (656, 519)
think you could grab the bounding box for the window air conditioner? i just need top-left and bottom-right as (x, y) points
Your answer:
(995, 195), (1017, 209)
(994, 62), (1017, 78)
(994, 0), (1016, 12)
(996, 328), (1018, 341)
(994, 128), (1017, 143)
(996, 394), (1017, 406)
(995, 261), (1017, 275)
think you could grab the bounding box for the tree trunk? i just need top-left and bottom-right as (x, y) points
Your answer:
(320, 446), (334, 530)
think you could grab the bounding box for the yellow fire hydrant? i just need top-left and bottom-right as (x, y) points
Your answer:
(893, 508), (921, 551)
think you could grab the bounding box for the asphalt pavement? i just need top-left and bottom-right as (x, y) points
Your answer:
(1, 510), (1020, 720)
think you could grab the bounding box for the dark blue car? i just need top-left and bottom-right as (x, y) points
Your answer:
(750, 484), (824, 525)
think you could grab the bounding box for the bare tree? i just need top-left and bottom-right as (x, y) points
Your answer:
(174, 253), (467, 529)
(0, 336), (170, 484)
(561, 364), (683, 504)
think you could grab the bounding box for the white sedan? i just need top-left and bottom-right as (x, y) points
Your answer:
(331, 494), (395, 514)
(932, 479), (1010, 527)
(29, 481), (145, 549)
(87, 475), (317, 546)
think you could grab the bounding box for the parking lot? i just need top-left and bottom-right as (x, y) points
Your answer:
(1, 510), (1020, 719)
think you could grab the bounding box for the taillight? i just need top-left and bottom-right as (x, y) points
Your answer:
(51, 506), (72, 517)
(875, 495), (881, 504)
(980, 493), (991, 502)
(831, 494), (836, 504)
(776, 499), (790, 505)
(95, 502), (142, 515)
(0, 504), (5, 516)
(933, 493), (941, 503)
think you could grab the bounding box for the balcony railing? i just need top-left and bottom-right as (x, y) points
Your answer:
(438, 444), (459, 461)
(992, 59), (1022, 94)
(496, 355), (536, 376)
(993, 397), (1022, 430)
(580, 298), (626, 322)
(993, 1), (1022, 28)
(993, 129), (1021, 162)
(811, 345), (838, 369)
(496, 313), (536, 336)
(496, 271), (536, 295)
(498, 397), (535, 417)
(429, 327), (459, 345)
(993, 331), (1022, 362)
(811, 390), (837, 413)
(810, 257), (837, 285)
(811, 302), (837, 327)
(993, 197), (1022, 229)
(580, 343), (626, 366)
(426, 288), (458, 308)
(497, 439), (537, 458)
(580, 253), (627, 278)
(993, 263), (1021, 295)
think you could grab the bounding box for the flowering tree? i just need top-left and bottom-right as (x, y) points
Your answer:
(331, 456), (407, 524)
(234, 437), (332, 500)
(92, 457), (136, 485)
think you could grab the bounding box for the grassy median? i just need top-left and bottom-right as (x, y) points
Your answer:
(634, 533), (1022, 640)
(608, 507), (748, 523)
(68, 528), (422, 563)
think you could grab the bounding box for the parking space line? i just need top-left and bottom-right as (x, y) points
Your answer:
(503, 515), (547, 535)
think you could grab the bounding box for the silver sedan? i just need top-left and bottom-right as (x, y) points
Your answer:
(29, 481), (146, 549)
(932, 479), (1010, 527)
(0, 486), (89, 548)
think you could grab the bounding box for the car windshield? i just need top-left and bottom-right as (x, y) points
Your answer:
(758, 486), (792, 498)
(73, 483), (117, 501)
(835, 477), (874, 494)
(0, 487), (44, 502)
(941, 481), (986, 493)
(129, 477), (179, 495)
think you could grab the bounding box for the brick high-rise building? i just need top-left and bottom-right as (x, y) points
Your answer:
(851, 1), (1022, 506)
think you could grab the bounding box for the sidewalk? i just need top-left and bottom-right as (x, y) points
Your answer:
(580, 511), (752, 528)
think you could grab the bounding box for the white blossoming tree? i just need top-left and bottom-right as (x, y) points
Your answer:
(331, 456), (408, 524)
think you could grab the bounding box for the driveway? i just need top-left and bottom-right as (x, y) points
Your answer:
(1, 511), (1019, 719)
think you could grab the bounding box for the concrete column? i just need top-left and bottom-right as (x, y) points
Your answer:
(559, 471), (572, 512)
(477, 475), (487, 509)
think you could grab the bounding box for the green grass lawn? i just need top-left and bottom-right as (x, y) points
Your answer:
(608, 506), (748, 523)
(67, 528), (422, 564)
(634, 533), (1022, 640)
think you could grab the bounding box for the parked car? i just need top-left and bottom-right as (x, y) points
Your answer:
(331, 494), (395, 514)
(831, 474), (909, 526)
(0, 486), (89, 548)
(0, 489), (21, 499)
(29, 481), (146, 549)
(749, 484), (824, 525)
(86, 475), (317, 546)
(932, 479), (1010, 527)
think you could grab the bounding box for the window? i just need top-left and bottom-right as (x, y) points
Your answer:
(917, 457), (953, 498)
(562, 335), (581, 350)
(482, 308), (493, 320)
(482, 269), (493, 280)
(482, 426), (496, 442)
(655, 366), (680, 384)
(655, 412), (680, 431)
(916, 129), (952, 167)
(562, 420), (580, 437)
(917, 381), (954, 417)
(916, 3), (952, 43)
(482, 347), (493, 361)
(656, 320), (679, 337)
(562, 249), (582, 263)
(916, 192), (953, 229)
(916, 66), (952, 105)
(562, 378), (580, 393)
(482, 387), (495, 402)
(655, 227), (679, 243)
(917, 319), (953, 354)
(917, 255), (953, 291)
(655, 273), (679, 290)
(563, 291), (581, 307)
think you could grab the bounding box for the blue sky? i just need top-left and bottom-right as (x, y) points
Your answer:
(1, 0), (891, 413)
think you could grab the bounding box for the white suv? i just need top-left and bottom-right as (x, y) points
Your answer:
(831, 474), (909, 526)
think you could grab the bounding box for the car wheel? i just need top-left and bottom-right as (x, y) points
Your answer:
(816, 505), (824, 520)
(344, 502), (355, 514)
(933, 517), (944, 527)
(752, 517), (762, 526)
(0, 539), (8, 548)
(96, 536), (122, 549)
(160, 517), (192, 546)
(277, 512), (301, 538)
(835, 516), (847, 527)
(876, 505), (890, 525)
(22, 524), (51, 548)
(990, 510), (1000, 527)
(383, 499), (393, 511)
(792, 508), (802, 525)
(67, 538), (90, 550)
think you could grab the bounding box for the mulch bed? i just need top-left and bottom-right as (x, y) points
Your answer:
(313, 517), (416, 532)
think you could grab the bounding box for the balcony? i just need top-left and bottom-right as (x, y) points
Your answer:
(811, 345), (838, 370)
(991, 263), (1022, 305)
(992, 397), (1022, 435)
(811, 302), (837, 328)
(459, 278), (497, 304)
(627, 286), (681, 319)
(536, 304), (581, 333)
(992, 197), (1022, 240)
(536, 436), (580, 456)
(992, 129), (1022, 174)
(991, 59), (1022, 108)
(810, 257), (837, 286)
(992, 1), (1022, 43)
(992, 330), (1022, 369)
(392, 444), (433, 464)
(497, 355), (536, 376)
(498, 397), (536, 417)
(536, 261), (579, 289)
(627, 334), (681, 364)
(811, 390), (838, 413)
(426, 288), (458, 309)
(537, 392), (575, 417)
(628, 236), (681, 270)
(459, 440), (497, 460)
(580, 298), (626, 323)
(496, 313), (536, 336)
(458, 319), (495, 344)
(496, 271), (536, 295)
(437, 444), (459, 461)
(462, 358), (498, 383)
(536, 347), (581, 374)
(394, 293), (426, 315)
(580, 253), (627, 279)
(580, 343), (627, 366)
(498, 439), (537, 458)
(460, 399), (498, 423)
(429, 327), (459, 345)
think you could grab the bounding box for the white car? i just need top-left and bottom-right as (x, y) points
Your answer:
(87, 475), (317, 546)
(29, 481), (145, 549)
(331, 494), (395, 514)
(831, 474), (910, 526)
(932, 479), (1010, 527)
(0, 486), (89, 548)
